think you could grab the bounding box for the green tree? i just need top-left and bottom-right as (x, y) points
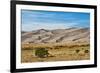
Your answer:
(35, 48), (49, 58)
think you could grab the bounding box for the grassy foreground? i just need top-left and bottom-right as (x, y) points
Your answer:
(21, 42), (90, 63)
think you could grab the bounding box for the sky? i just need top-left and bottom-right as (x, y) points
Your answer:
(21, 9), (90, 31)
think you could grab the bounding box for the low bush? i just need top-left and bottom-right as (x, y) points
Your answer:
(76, 49), (80, 53)
(84, 50), (89, 53)
(35, 48), (49, 58)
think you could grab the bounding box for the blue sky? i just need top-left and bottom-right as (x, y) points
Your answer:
(21, 10), (90, 31)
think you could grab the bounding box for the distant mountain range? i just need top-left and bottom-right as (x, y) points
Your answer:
(21, 28), (90, 44)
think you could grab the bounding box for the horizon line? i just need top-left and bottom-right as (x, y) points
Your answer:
(21, 27), (90, 32)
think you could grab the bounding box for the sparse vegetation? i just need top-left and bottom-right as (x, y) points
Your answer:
(21, 43), (90, 63)
(76, 49), (80, 53)
(84, 50), (89, 53)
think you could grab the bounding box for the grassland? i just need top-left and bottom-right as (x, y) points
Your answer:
(21, 42), (90, 63)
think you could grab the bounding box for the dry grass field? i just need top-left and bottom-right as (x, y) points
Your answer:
(21, 42), (90, 63)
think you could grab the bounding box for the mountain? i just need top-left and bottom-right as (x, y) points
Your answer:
(21, 28), (90, 44)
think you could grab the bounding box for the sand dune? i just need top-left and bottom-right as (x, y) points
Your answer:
(21, 28), (90, 44)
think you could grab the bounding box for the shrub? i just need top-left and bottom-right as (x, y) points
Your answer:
(84, 50), (89, 53)
(76, 49), (80, 53)
(35, 48), (49, 58)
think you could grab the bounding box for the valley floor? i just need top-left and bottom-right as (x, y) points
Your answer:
(21, 42), (90, 63)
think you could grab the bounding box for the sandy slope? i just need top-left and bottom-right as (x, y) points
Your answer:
(21, 28), (90, 44)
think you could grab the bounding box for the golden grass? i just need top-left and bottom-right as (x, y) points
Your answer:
(21, 42), (90, 63)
